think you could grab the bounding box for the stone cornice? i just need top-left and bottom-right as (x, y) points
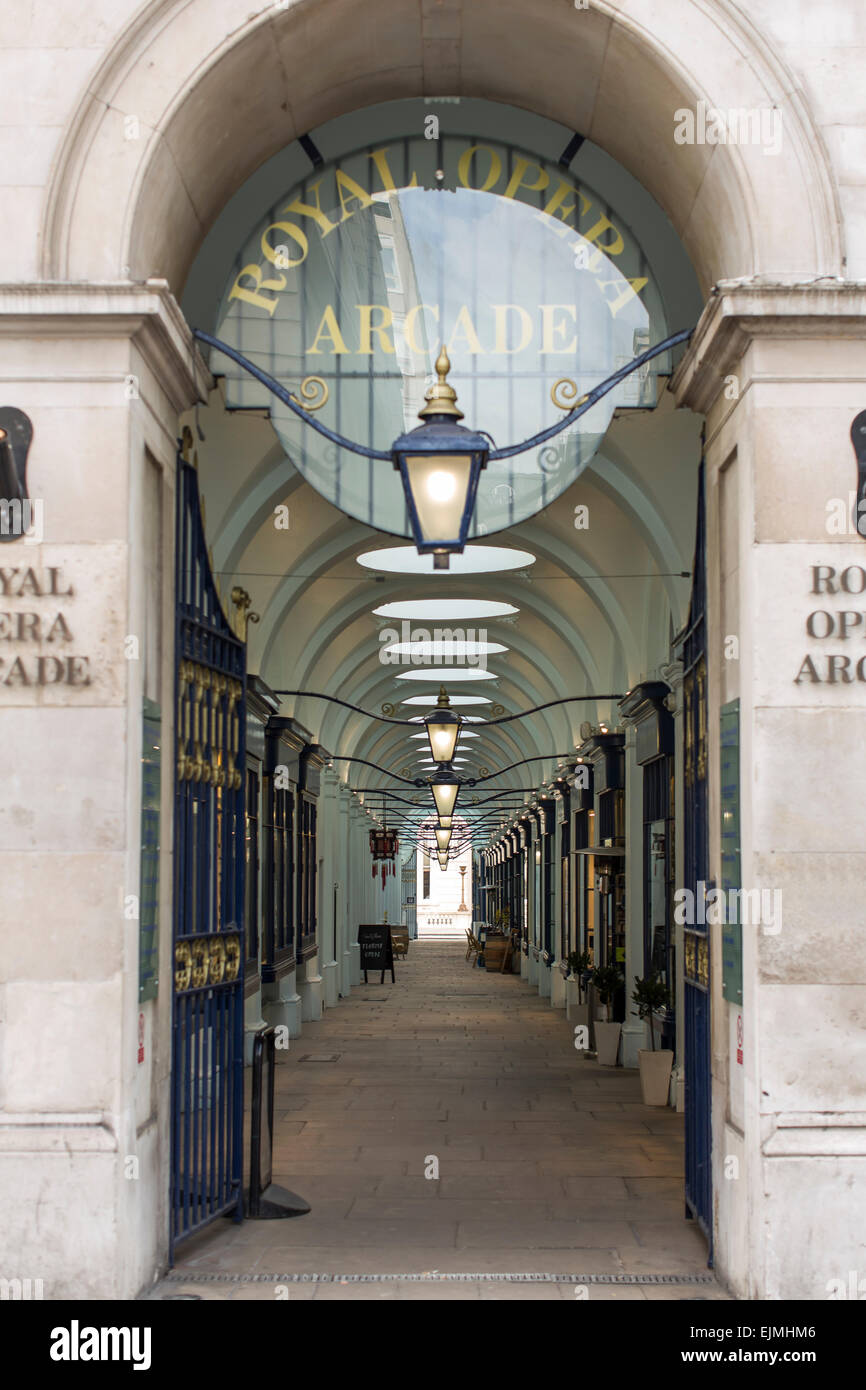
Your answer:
(672, 281), (866, 415)
(0, 279), (210, 414)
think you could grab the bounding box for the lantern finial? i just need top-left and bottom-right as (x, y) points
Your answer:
(418, 346), (463, 420)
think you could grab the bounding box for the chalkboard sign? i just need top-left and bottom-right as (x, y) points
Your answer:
(358, 924), (395, 983)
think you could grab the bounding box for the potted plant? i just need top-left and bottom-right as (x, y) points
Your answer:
(565, 949), (592, 1027)
(591, 964), (623, 1066)
(632, 973), (673, 1105)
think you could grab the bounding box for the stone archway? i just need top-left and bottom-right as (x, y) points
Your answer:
(43, 0), (840, 298)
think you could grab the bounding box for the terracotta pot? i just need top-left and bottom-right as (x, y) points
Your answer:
(595, 1021), (622, 1067)
(638, 1048), (674, 1106)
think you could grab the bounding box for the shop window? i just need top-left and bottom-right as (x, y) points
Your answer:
(643, 755), (674, 995)
(297, 795), (318, 961)
(261, 774), (295, 980)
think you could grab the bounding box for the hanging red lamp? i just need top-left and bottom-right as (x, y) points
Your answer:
(370, 828), (399, 888)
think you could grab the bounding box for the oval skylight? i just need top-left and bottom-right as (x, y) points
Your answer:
(401, 694), (492, 705)
(356, 545), (536, 574)
(409, 730), (479, 739)
(395, 668), (498, 682)
(374, 599), (520, 620)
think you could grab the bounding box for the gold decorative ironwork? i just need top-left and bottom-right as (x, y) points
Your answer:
(684, 930), (709, 990)
(381, 702), (396, 716)
(696, 657), (707, 782)
(490, 703), (505, 717)
(177, 659), (194, 781)
(290, 375), (330, 412)
(192, 665), (208, 783)
(174, 941), (192, 991)
(550, 378), (588, 412)
(226, 677), (242, 790)
(174, 932), (242, 991)
(208, 936), (226, 986)
(224, 935), (241, 982)
(684, 930), (697, 983)
(176, 664), (246, 788)
(190, 938), (208, 989)
(684, 674), (694, 790)
(697, 935), (709, 990)
(230, 586), (260, 641)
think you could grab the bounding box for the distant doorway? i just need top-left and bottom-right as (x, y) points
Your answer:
(417, 819), (472, 939)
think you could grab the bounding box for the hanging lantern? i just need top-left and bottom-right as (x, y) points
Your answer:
(430, 766), (460, 819)
(423, 685), (463, 763)
(391, 348), (489, 569)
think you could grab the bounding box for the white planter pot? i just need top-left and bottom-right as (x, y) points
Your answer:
(638, 1048), (674, 1106)
(595, 1021), (622, 1067)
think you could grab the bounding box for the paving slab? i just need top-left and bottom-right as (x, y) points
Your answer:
(154, 940), (725, 1301)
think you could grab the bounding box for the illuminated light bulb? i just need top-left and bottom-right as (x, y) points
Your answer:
(426, 469), (457, 503)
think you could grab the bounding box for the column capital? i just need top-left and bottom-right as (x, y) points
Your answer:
(661, 659), (685, 713)
(0, 279), (209, 414)
(671, 281), (866, 415)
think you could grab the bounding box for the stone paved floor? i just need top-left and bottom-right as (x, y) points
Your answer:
(149, 940), (727, 1301)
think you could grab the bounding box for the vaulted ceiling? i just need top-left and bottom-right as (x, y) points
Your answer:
(184, 373), (701, 849)
(181, 99), (703, 853)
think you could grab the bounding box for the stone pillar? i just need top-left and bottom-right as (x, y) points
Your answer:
(539, 811), (553, 1000)
(318, 769), (340, 1009)
(338, 787), (353, 996)
(550, 801), (566, 1009)
(349, 804), (366, 983)
(526, 820), (539, 988)
(673, 283), (866, 1299)
(298, 956), (323, 1022)
(0, 283), (204, 1299)
(262, 970), (303, 1039)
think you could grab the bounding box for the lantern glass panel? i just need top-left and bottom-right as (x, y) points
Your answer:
(403, 454), (473, 545)
(431, 779), (459, 818)
(426, 716), (461, 763)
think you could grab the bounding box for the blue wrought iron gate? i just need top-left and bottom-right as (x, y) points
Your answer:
(171, 427), (246, 1256)
(680, 454), (712, 1261)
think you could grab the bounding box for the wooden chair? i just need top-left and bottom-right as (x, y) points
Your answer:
(465, 928), (481, 962)
(390, 926), (409, 959)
